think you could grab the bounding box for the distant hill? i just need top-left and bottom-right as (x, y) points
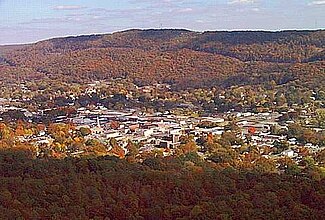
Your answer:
(0, 44), (28, 55)
(1, 29), (324, 89)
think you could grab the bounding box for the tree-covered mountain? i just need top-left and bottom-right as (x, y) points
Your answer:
(0, 29), (324, 89)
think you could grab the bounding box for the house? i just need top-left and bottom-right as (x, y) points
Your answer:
(201, 117), (225, 123)
(159, 140), (180, 149)
(281, 149), (295, 158)
(91, 116), (104, 135)
(288, 138), (297, 145)
(143, 129), (154, 137)
(106, 131), (121, 139)
(129, 124), (140, 132)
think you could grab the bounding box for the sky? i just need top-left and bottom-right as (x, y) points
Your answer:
(0, 0), (324, 45)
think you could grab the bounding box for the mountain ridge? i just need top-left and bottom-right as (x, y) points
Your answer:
(0, 29), (324, 89)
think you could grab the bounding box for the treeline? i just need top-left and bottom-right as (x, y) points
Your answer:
(0, 149), (325, 219)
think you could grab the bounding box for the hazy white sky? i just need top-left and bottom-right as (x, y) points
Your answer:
(0, 0), (324, 45)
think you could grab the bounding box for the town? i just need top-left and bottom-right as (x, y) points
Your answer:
(1, 80), (324, 170)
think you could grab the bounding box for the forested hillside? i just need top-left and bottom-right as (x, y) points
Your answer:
(1, 29), (324, 89)
(0, 149), (324, 219)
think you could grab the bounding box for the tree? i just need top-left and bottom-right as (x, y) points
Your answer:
(110, 121), (120, 130)
(109, 138), (125, 158)
(125, 140), (139, 162)
(79, 127), (91, 137)
(315, 109), (325, 128)
(220, 132), (243, 147)
(273, 140), (289, 154)
(275, 93), (287, 106)
(287, 123), (304, 139)
(178, 136), (198, 155)
(0, 123), (11, 140)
